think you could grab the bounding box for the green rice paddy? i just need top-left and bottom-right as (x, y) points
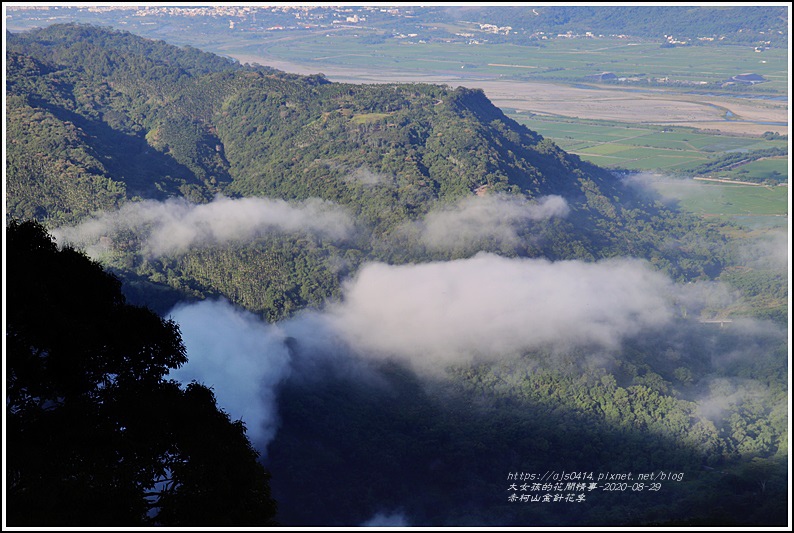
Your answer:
(255, 35), (789, 93)
(506, 113), (788, 177)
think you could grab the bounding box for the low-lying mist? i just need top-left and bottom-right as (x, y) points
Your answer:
(44, 169), (786, 526)
(52, 195), (356, 258)
(49, 186), (786, 453)
(164, 250), (777, 454)
(402, 193), (570, 251)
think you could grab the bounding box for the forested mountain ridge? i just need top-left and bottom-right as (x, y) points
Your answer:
(6, 23), (249, 216)
(7, 23), (728, 320)
(7, 23), (624, 219)
(4, 22), (788, 528)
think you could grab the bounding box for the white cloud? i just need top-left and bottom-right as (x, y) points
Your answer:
(52, 195), (355, 258)
(320, 253), (675, 372)
(405, 194), (569, 251)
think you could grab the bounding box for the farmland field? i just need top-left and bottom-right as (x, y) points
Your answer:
(681, 183), (788, 215)
(716, 157), (789, 181)
(636, 174), (789, 227)
(506, 113), (788, 176)
(237, 33), (789, 93)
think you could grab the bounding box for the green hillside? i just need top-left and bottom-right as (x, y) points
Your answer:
(4, 23), (787, 527)
(7, 24), (731, 320)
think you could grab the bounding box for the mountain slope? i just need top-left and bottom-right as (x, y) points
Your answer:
(7, 23), (727, 319)
(4, 23), (787, 529)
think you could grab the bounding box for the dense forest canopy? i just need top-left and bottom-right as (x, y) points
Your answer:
(6, 220), (278, 526)
(4, 22), (789, 527)
(6, 24), (732, 296)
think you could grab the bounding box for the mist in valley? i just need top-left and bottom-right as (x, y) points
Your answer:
(95, 179), (785, 525)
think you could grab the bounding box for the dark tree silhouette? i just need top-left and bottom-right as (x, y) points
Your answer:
(6, 220), (278, 526)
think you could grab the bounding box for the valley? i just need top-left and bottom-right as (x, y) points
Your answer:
(3, 6), (790, 529)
